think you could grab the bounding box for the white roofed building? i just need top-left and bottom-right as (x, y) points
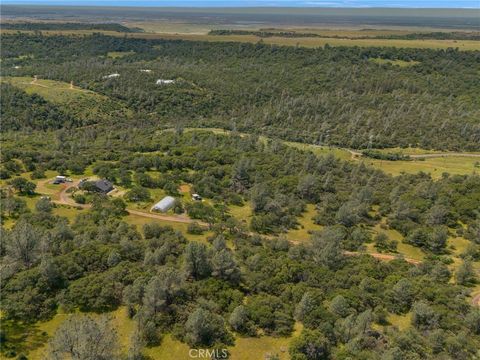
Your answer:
(151, 196), (176, 212)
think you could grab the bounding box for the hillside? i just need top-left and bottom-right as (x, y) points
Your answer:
(1, 33), (479, 151)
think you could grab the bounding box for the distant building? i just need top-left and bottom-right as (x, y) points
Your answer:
(103, 73), (120, 79)
(192, 193), (202, 201)
(156, 79), (175, 85)
(94, 179), (114, 194)
(152, 196), (176, 212)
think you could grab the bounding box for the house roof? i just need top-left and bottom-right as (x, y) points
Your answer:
(95, 179), (113, 192)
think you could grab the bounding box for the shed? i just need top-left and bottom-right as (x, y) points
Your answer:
(152, 196), (176, 212)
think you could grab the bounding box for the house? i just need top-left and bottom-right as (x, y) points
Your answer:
(192, 193), (202, 201)
(152, 196), (176, 212)
(94, 179), (114, 194)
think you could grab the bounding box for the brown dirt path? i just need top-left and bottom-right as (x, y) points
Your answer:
(343, 250), (421, 265)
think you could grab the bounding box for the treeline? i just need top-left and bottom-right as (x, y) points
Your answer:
(209, 29), (324, 38)
(0, 21), (140, 32)
(377, 31), (480, 41)
(210, 29), (480, 41)
(361, 150), (411, 161)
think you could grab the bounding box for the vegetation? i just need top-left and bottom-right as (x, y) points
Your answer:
(0, 26), (479, 360)
(0, 22), (139, 32)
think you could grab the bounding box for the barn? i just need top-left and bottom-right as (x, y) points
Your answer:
(152, 196), (176, 212)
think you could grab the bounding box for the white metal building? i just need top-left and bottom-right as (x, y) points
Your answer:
(151, 196), (176, 212)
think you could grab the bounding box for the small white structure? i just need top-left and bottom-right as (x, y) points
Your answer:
(53, 175), (67, 184)
(13, 65), (21, 69)
(192, 194), (202, 201)
(140, 69), (152, 73)
(152, 196), (176, 213)
(103, 73), (120, 79)
(156, 79), (175, 85)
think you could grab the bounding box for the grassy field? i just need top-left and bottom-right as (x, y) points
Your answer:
(372, 221), (425, 261)
(386, 312), (412, 331)
(360, 156), (480, 178)
(369, 58), (420, 67)
(13, 306), (302, 360)
(2, 29), (479, 50)
(106, 50), (135, 58)
(1, 76), (132, 120)
(1, 76), (101, 104)
(286, 204), (322, 243)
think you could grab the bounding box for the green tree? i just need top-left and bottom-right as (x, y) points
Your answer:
(183, 242), (211, 280)
(289, 329), (330, 360)
(455, 259), (476, 285)
(47, 315), (120, 360)
(184, 308), (232, 347)
(8, 177), (36, 195)
(211, 249), (241, 284)
(124, 186), (151, 202)
(5, 221), (41, 268)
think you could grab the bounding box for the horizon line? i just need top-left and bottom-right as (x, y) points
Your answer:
(1, 3), (478, 8)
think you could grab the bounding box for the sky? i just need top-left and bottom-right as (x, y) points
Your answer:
(2, 0), (479, 8)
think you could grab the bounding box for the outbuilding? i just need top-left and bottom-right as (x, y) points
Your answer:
(53, 175), (66, 184)
(152, 196), (176, 212)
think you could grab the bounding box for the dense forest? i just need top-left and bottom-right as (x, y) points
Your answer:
(1, 33), (479, 151)
(1, 31), (480, 359)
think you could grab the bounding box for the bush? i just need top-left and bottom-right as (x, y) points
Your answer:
(187, 222), (205, 235)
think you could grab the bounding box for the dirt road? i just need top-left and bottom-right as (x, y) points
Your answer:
(410, 153), (480, 159)
(472, 293), (480, 307)
(343, 250), (421, 265)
